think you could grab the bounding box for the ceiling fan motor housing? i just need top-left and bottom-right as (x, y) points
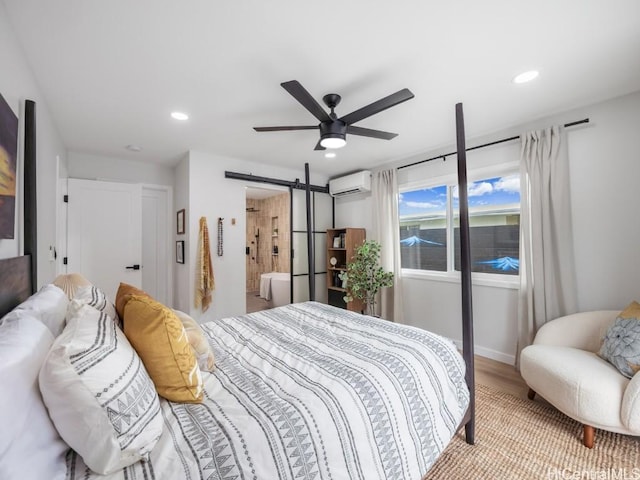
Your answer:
(320, 119), (347, 137)
(322, 93), (342, 110)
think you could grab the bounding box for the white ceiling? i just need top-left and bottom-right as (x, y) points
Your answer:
(4, 1), (640, 177)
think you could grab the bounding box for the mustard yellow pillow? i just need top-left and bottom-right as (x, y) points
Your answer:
(123, 295), (203, 403)
(173, 309), (215, 372)
(115, 282), (149, 320)
(620, 301), (640, 319)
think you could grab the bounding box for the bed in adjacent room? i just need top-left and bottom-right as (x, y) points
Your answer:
(0, 255), (470, 480)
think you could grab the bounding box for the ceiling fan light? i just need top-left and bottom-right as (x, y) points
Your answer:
(320, 135), (346, 149)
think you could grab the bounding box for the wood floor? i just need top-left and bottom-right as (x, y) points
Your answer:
(474, 354), (529, 398)
(246, 290), (271, 313)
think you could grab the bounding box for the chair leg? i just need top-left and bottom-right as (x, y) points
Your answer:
(527, 388), (536, 400)
(583, 425), (595, 448)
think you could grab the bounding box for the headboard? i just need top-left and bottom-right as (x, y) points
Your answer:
(0, 255), (32, 318)
(0, 98), (37, 317)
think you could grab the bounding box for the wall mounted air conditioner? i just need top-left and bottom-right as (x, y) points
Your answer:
(329, 170), (372, 197)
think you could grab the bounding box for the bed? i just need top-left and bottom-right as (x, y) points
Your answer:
(0, 255), (470, 480)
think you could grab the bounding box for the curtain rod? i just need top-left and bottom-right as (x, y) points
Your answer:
(397, 118), (590, 171)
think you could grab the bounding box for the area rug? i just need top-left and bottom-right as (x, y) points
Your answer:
(424, 384), (639, 480)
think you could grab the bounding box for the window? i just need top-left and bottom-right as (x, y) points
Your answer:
(399, 185), (448, 271)
(399, 173), (520, 276)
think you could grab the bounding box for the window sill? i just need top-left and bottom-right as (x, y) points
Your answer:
(401, 269), (519, 290)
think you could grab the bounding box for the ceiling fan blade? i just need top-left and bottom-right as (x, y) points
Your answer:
(281, 80), (332, 123)
(254, 125), (318, 132)
(346, 125), (398, 140)
(339, 88), (414, 125)
(314, 140), (326, 151)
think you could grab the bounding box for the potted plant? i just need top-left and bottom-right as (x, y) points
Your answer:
(338, 240), (393, 317)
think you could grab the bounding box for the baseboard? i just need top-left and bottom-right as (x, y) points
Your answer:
(451, 339), (516, 366)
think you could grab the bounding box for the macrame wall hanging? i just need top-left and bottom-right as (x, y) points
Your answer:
(217, 217), (224, 256)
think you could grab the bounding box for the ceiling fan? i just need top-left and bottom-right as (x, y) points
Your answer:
(254, 80), (414, 150)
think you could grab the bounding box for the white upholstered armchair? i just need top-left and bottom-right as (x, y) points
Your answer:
(520, 310), (640, 448)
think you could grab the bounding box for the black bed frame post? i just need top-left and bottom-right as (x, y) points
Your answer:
(304, 163), (315, 301)
(289, 186), (294, 304)
(456, 103), (475, 445)
(24, 99), (37, 293)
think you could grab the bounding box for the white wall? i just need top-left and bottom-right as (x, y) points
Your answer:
(0, 3), (67, 287)
(68, 151), (174, 186)
(567, 92), (640, 310)
(173, 154), (190, 311)
(336, 90), (640, 364)
(177, 151), (328, 321)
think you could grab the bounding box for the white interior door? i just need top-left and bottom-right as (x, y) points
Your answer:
(56, 177), (68, 276)
(67, 179), (142, 301)
(141, 186), (171, 305)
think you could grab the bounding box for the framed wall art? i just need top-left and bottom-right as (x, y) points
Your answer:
(0, 92), (18, 239)
(176, 240), (185, 264)
(176, 209), (185, 235)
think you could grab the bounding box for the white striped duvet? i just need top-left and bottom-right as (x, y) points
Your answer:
(66, 302), (469, 480)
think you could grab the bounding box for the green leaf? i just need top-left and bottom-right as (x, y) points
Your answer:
(342, 240), (394, 313)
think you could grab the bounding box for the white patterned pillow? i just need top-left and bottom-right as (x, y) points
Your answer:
(74, 284), (120, 327)
(39, 301), (163, 474)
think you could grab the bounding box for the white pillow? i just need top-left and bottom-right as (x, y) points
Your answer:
(74, 284), (120, 326)
(39, 302), (163, 474)
(0, 284), (69, 336)
(0, 315), (68, 480)
(173, 309), (216, 372)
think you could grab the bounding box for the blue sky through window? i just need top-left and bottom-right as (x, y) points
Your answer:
(399, 185), (447, 216)
(399, 175), (520, 217)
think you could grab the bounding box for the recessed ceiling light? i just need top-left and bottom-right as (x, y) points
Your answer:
(513, 70), (539, 84)
(324, 152), (336, 159)
(125, 144), (142, 152)
(171, 111), (189, 120)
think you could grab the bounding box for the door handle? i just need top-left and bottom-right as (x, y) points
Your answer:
(125, 264), (141, 270)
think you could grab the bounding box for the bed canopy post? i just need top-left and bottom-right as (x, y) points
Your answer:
(24, 99), (37, 292)
(304, 162), (315, 301)
(456, 102), (475, 445)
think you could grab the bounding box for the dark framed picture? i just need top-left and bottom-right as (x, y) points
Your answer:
(176, 240), (185, 264)
(176, 209), (185, 234)
(0, 93), (18, 239)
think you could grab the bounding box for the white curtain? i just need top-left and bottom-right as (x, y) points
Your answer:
(517, 126), (577, 359)
(371, 169), (404, 323)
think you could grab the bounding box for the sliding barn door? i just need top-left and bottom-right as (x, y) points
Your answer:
(291, 188), (332, 304)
